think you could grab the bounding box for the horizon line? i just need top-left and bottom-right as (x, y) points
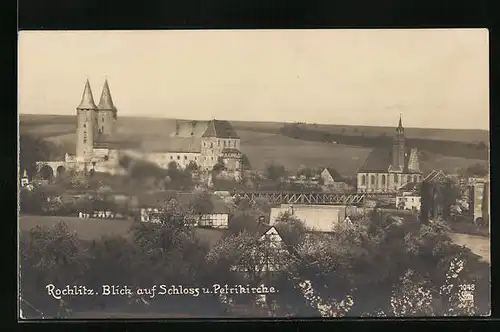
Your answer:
(18, 112), (489, 132)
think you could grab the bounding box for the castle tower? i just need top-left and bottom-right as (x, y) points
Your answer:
(391, 114), (406, 171)
(76, 79), (97, 162)
(97, 79), (117, 139)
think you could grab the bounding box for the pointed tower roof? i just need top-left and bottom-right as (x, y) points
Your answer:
(77, 79), (97, 109)
(98, 79), (116, 110)
(396, 113), (404, 134)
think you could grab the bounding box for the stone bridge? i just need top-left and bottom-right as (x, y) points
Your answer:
(35, 161), (67, 179)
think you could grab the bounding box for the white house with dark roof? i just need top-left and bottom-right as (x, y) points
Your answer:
(356, 116), (423, 193)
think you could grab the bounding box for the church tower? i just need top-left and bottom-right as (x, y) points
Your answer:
(76, 79), (97, 162)
(391, 114), (406, 171)
(97, 79), (117, 139)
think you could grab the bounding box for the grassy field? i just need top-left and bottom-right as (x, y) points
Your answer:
(20, 114), (488, 176)
(19, 215), (133, 241)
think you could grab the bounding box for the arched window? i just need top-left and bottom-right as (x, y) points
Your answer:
(381, 175), (386, 185)
(407, 175), (411, 183)
(413, 175), (417, 182)
(394, 174), (398, 183)
(371, 175), (376, 185)
(210, 142), (213, 148)
(361, 175), (366, 185)
(224, 141), (227, 147)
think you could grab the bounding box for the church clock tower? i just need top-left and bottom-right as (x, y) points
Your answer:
(390, 114), (406, 172)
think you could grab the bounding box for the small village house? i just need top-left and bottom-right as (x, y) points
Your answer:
(137, 191), (232, 228)
(230, 223), (291, 274)
(396, 181), (422, 212)
(320, 167), (349, 191)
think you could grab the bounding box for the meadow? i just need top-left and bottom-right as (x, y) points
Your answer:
(19, 215), (133, 241)
(19, 114), (488, 176)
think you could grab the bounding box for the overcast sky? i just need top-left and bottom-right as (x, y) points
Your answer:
(18, 29), (489, 130)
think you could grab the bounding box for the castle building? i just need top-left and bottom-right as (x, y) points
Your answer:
(356, 115), (423, 193)
(35, 79), (242, 180)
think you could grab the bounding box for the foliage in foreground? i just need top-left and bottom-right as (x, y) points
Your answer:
(19, 204), (490, 318)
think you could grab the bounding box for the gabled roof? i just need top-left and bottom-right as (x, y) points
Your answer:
(202, 120), (239, 138)
(138, 191), (233, 214)
(98, 79), (116, 111)
(172, 120), (209, 138)
(142, 137), (202, 153)
(323, 168), (344, 181)
(77, 79), (97, 110)
(357, 147), (420, 174)
(423, 170), (447, 182)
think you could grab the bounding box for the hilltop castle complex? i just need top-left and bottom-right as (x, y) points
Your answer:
(35, 79), (243, 179)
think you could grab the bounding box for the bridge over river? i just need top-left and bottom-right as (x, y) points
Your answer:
(230, 191), (395, 206)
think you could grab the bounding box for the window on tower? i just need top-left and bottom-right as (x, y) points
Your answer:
(83, 124), (86, 128)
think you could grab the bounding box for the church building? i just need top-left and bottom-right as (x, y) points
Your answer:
(356, 116), (423, 193)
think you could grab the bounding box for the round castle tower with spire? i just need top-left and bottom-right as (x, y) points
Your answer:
(76, 78), (117, 162)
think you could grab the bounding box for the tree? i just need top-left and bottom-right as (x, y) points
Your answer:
(188, 190), (214, 215)
(441, 179), (460, 220)
(273, 212), (308, 249)
(464, 163), (488, 178)
(186, 161), (199, 171)
(265, 163), (286, 181)
(241, 154), (251, 170)
(19, 135), (63, 179)
(20, 222), (89, 317)
(297, 167), (314, 179)
(419, 181), (431, 224)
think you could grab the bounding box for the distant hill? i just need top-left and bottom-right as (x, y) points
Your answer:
(19, 114), (489, 176)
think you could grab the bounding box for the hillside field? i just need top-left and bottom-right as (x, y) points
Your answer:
(19, 114), (488, 176)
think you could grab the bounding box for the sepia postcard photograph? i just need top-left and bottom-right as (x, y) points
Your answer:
(18, 29), (490, 319)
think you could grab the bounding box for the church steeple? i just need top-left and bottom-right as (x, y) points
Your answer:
(77, 79), (97, 110)
(98, 79), (115, 110)
(391, 114), (406, 171)
(396, 113), (404, 134)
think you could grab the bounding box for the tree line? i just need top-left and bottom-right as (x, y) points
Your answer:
(280, 124), (488, 160)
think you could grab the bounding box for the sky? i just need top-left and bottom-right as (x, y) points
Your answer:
(18, 29), (489, 130)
